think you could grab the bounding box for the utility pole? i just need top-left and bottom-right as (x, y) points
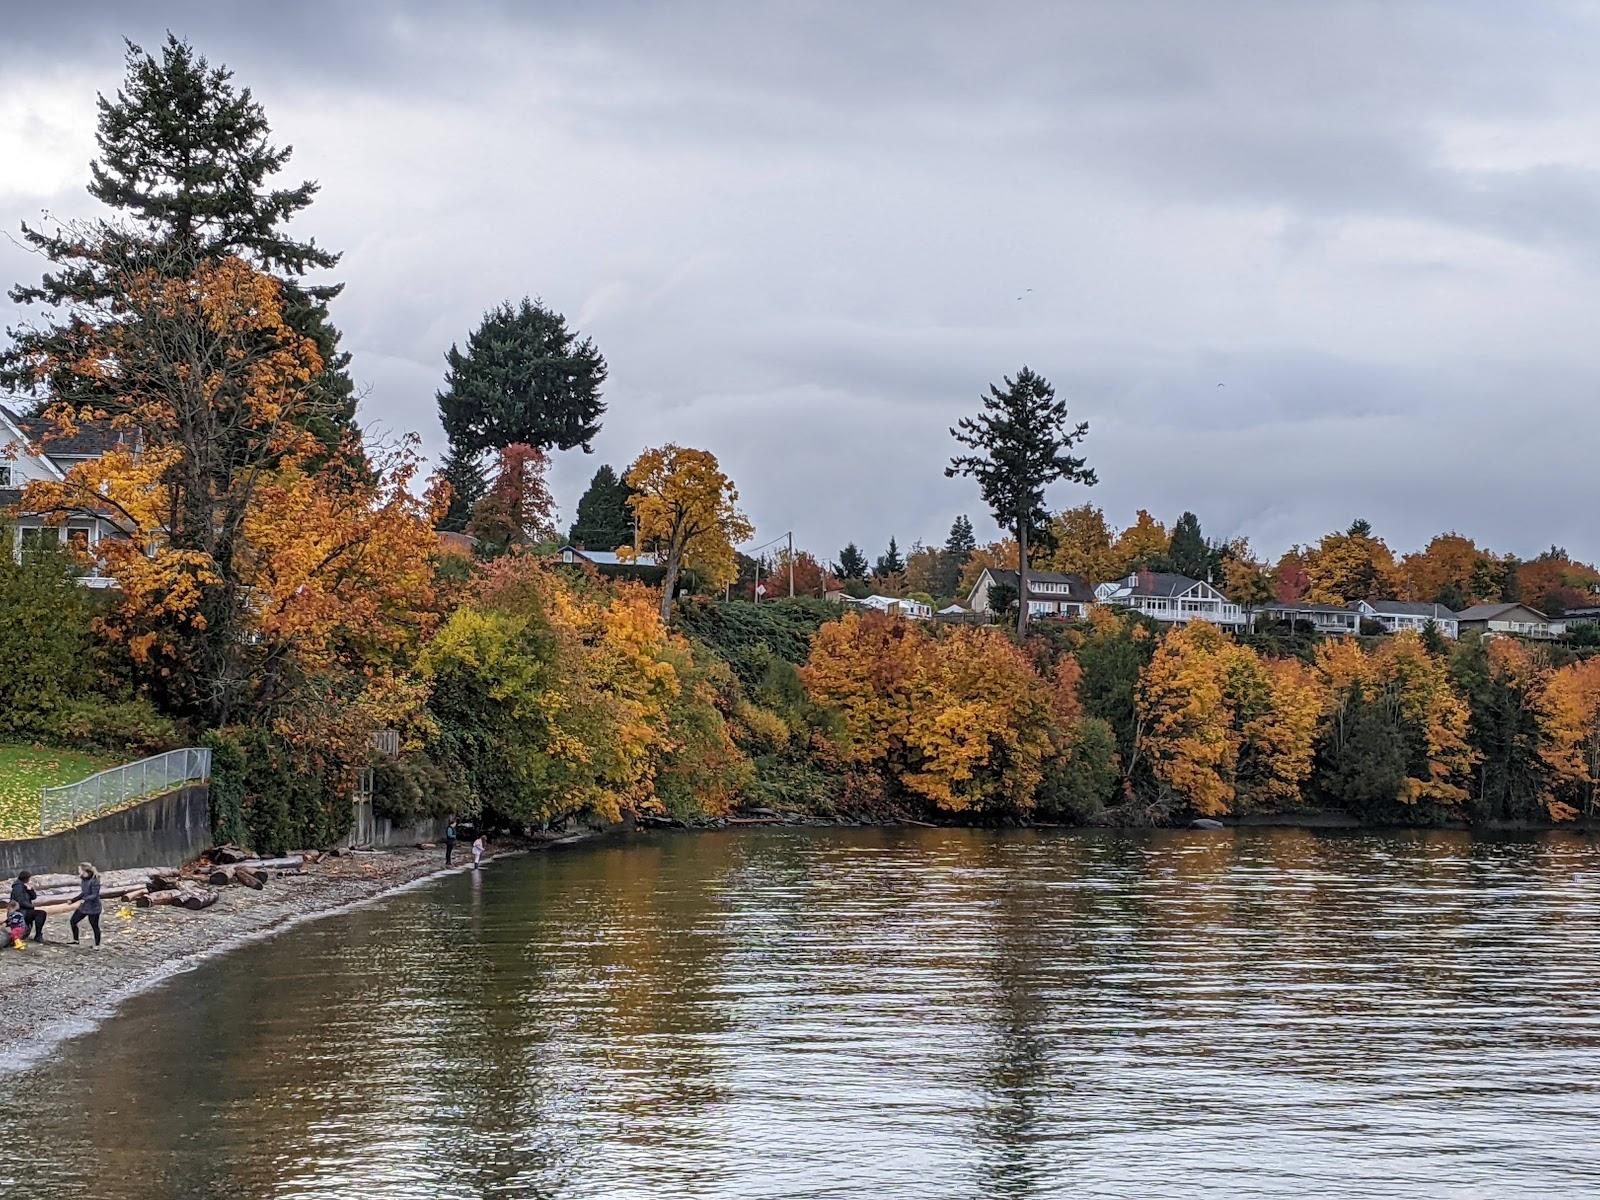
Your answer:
(788, 530), (795, 598)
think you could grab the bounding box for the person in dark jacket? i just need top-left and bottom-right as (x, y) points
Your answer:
(69, 862), (102, 947)
(9, 871), (45, 941)
(444, 817), (458, 866)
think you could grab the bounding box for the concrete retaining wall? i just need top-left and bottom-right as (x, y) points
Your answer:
(0, 785), (211, 877)
(371, 813), (447, 848)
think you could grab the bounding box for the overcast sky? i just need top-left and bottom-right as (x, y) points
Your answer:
(3, 2), (1598, 564)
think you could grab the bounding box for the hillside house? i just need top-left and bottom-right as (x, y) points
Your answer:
(849, 594), (933, 619)
(1, 403), (129, 585)
(1259, 600), (1360, 636)
(1095, 571), (1245, 629)
(965, 567), (1094, 619)
(1356, 600), (1459, 639)
(1454, 603), (1558, 640)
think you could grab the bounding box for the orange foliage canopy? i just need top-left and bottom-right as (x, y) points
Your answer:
(801, 611), (1059, 814)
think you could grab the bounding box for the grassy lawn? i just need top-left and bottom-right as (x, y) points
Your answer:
(0, 744), (120, 840)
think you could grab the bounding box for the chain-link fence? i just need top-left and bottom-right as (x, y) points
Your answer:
(38, 747), (211, 836)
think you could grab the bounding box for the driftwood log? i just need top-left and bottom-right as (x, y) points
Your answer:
(137, 883), (218, 910)
(209, 866), (267, 889)
(231, 856), (303, 871)
(209, 845), (257, 865)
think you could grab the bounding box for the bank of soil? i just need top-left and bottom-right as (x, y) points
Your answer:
(1, 844), (503, 1072)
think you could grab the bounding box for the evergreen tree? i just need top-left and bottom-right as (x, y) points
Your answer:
(437, 298), (607, 466)
(1168, 511), (1211, 579)
(437, 446), (489, 533)
(944, 515), (977, 563)
(875, 537), (906, 578)
(947, 365), (1095, 636)
(567, 464), (636, 550)
(3, 36), (356, 449)
(836, 543), (869, 581)
(939, 515), (977, 597)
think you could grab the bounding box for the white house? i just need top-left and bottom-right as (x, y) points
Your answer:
(965, 567), (1094, 619)
(1356, 600), (1459, 639)
(1, 403), (127, 585)
(1259, 600), (1361, 636)
(849, 594), (933, 620)
(1095, 571), (1245, 629)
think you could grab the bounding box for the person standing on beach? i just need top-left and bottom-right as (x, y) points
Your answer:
(69, 862), (103, 947)
(472, 834), (486, 870)
(9, 871), (45, 941)
(445, 817), (458, 866)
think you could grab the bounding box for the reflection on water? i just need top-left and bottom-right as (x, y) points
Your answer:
(8, 826), (1600, 1197)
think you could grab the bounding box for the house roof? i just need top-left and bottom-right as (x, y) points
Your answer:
(1, 404), (127, 458)
(1365, 600), (1458, 619)
(983, 568), (1095, 603)
(1455, 602), (1549, 622)
(559, 545), (658, 567)
(1104, 571), (1209, 598)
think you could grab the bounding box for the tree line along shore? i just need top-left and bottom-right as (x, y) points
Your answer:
(6, 35), (1600, 855)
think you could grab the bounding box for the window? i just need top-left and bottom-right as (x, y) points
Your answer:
(0, 461), (11, 487)
(18, 526), (56, 563)
(65, 527), (90, 556)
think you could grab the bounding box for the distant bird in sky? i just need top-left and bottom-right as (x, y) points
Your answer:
(1016, 288), (1033, 300)
(1216, 382), (1226, 387)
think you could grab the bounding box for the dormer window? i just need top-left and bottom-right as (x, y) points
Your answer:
(0, 462), (11, 487)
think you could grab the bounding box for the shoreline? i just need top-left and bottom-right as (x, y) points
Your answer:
(0, 843), (543, 1079)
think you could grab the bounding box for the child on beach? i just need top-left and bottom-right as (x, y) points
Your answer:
(472, 835), (486, 870)
(6, 900), (27, 950)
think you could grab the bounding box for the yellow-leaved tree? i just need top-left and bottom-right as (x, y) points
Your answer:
(1136, 621), (1322, 817)
(624, 444), (754, 622)
(801, 611), (1058, 815)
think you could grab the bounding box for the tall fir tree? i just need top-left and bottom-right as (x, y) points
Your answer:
(836, 543), (869, 581)
(567, 464), (636, 551)
(947, 365), (1095, 637)
(3, 36), (357, 451)
(875, 537), (906, 578)
(1167, 511), (1212, 579)
(437, 298), (607, 468)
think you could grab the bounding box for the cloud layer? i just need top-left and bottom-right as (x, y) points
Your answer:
(4, 2), (1598, 564)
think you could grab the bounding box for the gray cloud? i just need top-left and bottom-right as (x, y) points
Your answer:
(4, 1), (1600, 567)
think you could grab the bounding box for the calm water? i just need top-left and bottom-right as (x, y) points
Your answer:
(8, 826), (1600, 1198)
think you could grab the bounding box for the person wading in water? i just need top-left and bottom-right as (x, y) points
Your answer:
(70, 862), (103, 947)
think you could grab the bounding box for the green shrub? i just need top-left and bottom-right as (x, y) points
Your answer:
(204, 726), (351, 853)
(40, 697), (178, 756)
(370, 753), (472, 825)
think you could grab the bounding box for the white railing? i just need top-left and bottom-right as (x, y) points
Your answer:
(38, 746), (211, 836)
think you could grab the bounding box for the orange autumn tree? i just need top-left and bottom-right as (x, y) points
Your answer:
(1542, 658), (1600, 818)
(1296, 519), (1403, 604)
(1135, 622), (1321, 817)
(625, 444), (753, 623)
(1110, 509), (1169, 576)
(801, 611), (1059, 815)
(20, 238), (437, 726)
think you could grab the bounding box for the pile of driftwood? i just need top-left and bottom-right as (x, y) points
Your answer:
(12, 845), (324, 917)
(132, 844), (321, 911)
